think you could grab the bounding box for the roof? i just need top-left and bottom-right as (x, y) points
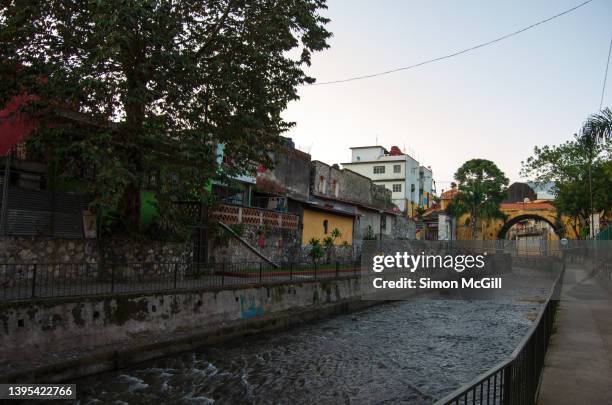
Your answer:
(440, 188), (459, 199)
(310, 192), (399, 216)
(349, 145), (389, 152)
(421, 205), (442, 220)
(301, 199), (357, 217)
(341, 157), (408, 165)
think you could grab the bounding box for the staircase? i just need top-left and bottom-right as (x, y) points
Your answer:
(218, 222), (280, 268)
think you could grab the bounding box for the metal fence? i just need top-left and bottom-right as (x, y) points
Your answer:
(434, 261), (564, 405)
(595, 225), (612, 240)
(0, 260), (360, 302)
(0, 186), (89, 238)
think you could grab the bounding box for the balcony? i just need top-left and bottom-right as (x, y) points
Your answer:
(212, 203), (298, 230)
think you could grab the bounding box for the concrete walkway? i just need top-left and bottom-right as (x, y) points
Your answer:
(538, 263), (612, 405)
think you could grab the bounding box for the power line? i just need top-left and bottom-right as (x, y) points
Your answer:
(600, 36), (612, 110)
(305, 0), (593, 86)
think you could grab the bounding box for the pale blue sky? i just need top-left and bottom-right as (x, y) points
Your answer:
(282, 0), (612, 193)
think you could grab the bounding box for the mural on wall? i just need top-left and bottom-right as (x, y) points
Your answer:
(239, 295), (264, 319)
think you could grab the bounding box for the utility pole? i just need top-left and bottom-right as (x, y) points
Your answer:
(588, 158), (595, 238)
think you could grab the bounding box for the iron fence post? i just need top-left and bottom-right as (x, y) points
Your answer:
(31, 264), (37, 298)
(222, 262), (225, 286)
(289, 262), (293, 281)
(503, 363), (513, 405)
(173, 263), (178, 289)
(259, 262), (262, 284)
(314, 262), (317, 280)
(110, 265), (115, 293)
(335, 261), (339, 278)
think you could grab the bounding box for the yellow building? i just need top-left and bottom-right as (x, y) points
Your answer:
(301, 207), (354, 245)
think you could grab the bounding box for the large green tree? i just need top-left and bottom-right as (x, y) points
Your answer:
(0, 0), (331, 231)
(521, 108), (612, 238)
(449, 159), (509, 240)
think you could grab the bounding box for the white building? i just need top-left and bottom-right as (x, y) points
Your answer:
(342, 145), (435, 215)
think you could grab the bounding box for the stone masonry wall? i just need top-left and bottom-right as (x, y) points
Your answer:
(0, 237), (192, 264)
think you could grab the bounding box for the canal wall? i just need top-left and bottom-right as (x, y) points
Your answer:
(0, 252), (519, 383)
(0, 277), (375, 383)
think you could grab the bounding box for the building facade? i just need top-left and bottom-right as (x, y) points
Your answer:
(341, 145), (435, 216)
(309, 160), (415, 247)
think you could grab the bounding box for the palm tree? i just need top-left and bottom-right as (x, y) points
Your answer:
(582, 107), (612, 142)
(580, 107), (612, 237)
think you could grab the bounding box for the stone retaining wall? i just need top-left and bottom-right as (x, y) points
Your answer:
(0, 277), (363, 382)
(0, 237), (191, 264)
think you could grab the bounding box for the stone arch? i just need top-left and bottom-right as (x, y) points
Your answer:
(497, 214), (562, 239)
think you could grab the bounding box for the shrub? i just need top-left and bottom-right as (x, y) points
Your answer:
(308, 238), (324, 263)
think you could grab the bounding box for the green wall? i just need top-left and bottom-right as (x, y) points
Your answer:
(140, 190), (158, 228)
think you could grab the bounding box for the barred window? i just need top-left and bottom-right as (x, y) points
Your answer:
(373, 166), (385, 174)
(392, 184), (402, 192)
(393, 165), (401, 173)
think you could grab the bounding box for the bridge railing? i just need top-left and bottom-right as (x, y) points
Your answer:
(434, 258), (564, 405)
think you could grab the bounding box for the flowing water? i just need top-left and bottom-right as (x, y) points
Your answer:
(69, 271), (553, 405)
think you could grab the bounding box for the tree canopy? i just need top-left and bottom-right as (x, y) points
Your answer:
(0, 0), (331, 232)
(521, 108), (612, 238)
(448, 159), (509, 239)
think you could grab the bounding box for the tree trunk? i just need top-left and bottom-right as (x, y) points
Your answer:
(119, 63), (146, 232)
(118, 182), (141, 232)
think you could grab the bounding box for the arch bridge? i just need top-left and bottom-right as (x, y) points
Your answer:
(496, 201), (576, 240)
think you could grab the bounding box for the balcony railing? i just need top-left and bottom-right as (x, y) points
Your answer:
(212, 203), (298, 230)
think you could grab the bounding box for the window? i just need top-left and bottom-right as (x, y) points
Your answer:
(373, 166), (385, 174)
(323, 219), (329, 234)
(393, 165), (401, 173)
(393, 184), (402, 193)
(144, 171), (159, 190)
(15, 142), (28, 160)
(318, 175), (326, 193)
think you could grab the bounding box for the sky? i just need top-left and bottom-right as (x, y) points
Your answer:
(281, 0), (612, 194)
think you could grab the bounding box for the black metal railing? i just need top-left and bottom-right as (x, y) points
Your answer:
(434, 263), (564, 405)
(0, 260), (361, 302)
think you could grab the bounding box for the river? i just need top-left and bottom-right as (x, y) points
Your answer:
(68, 269), (554, 405)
